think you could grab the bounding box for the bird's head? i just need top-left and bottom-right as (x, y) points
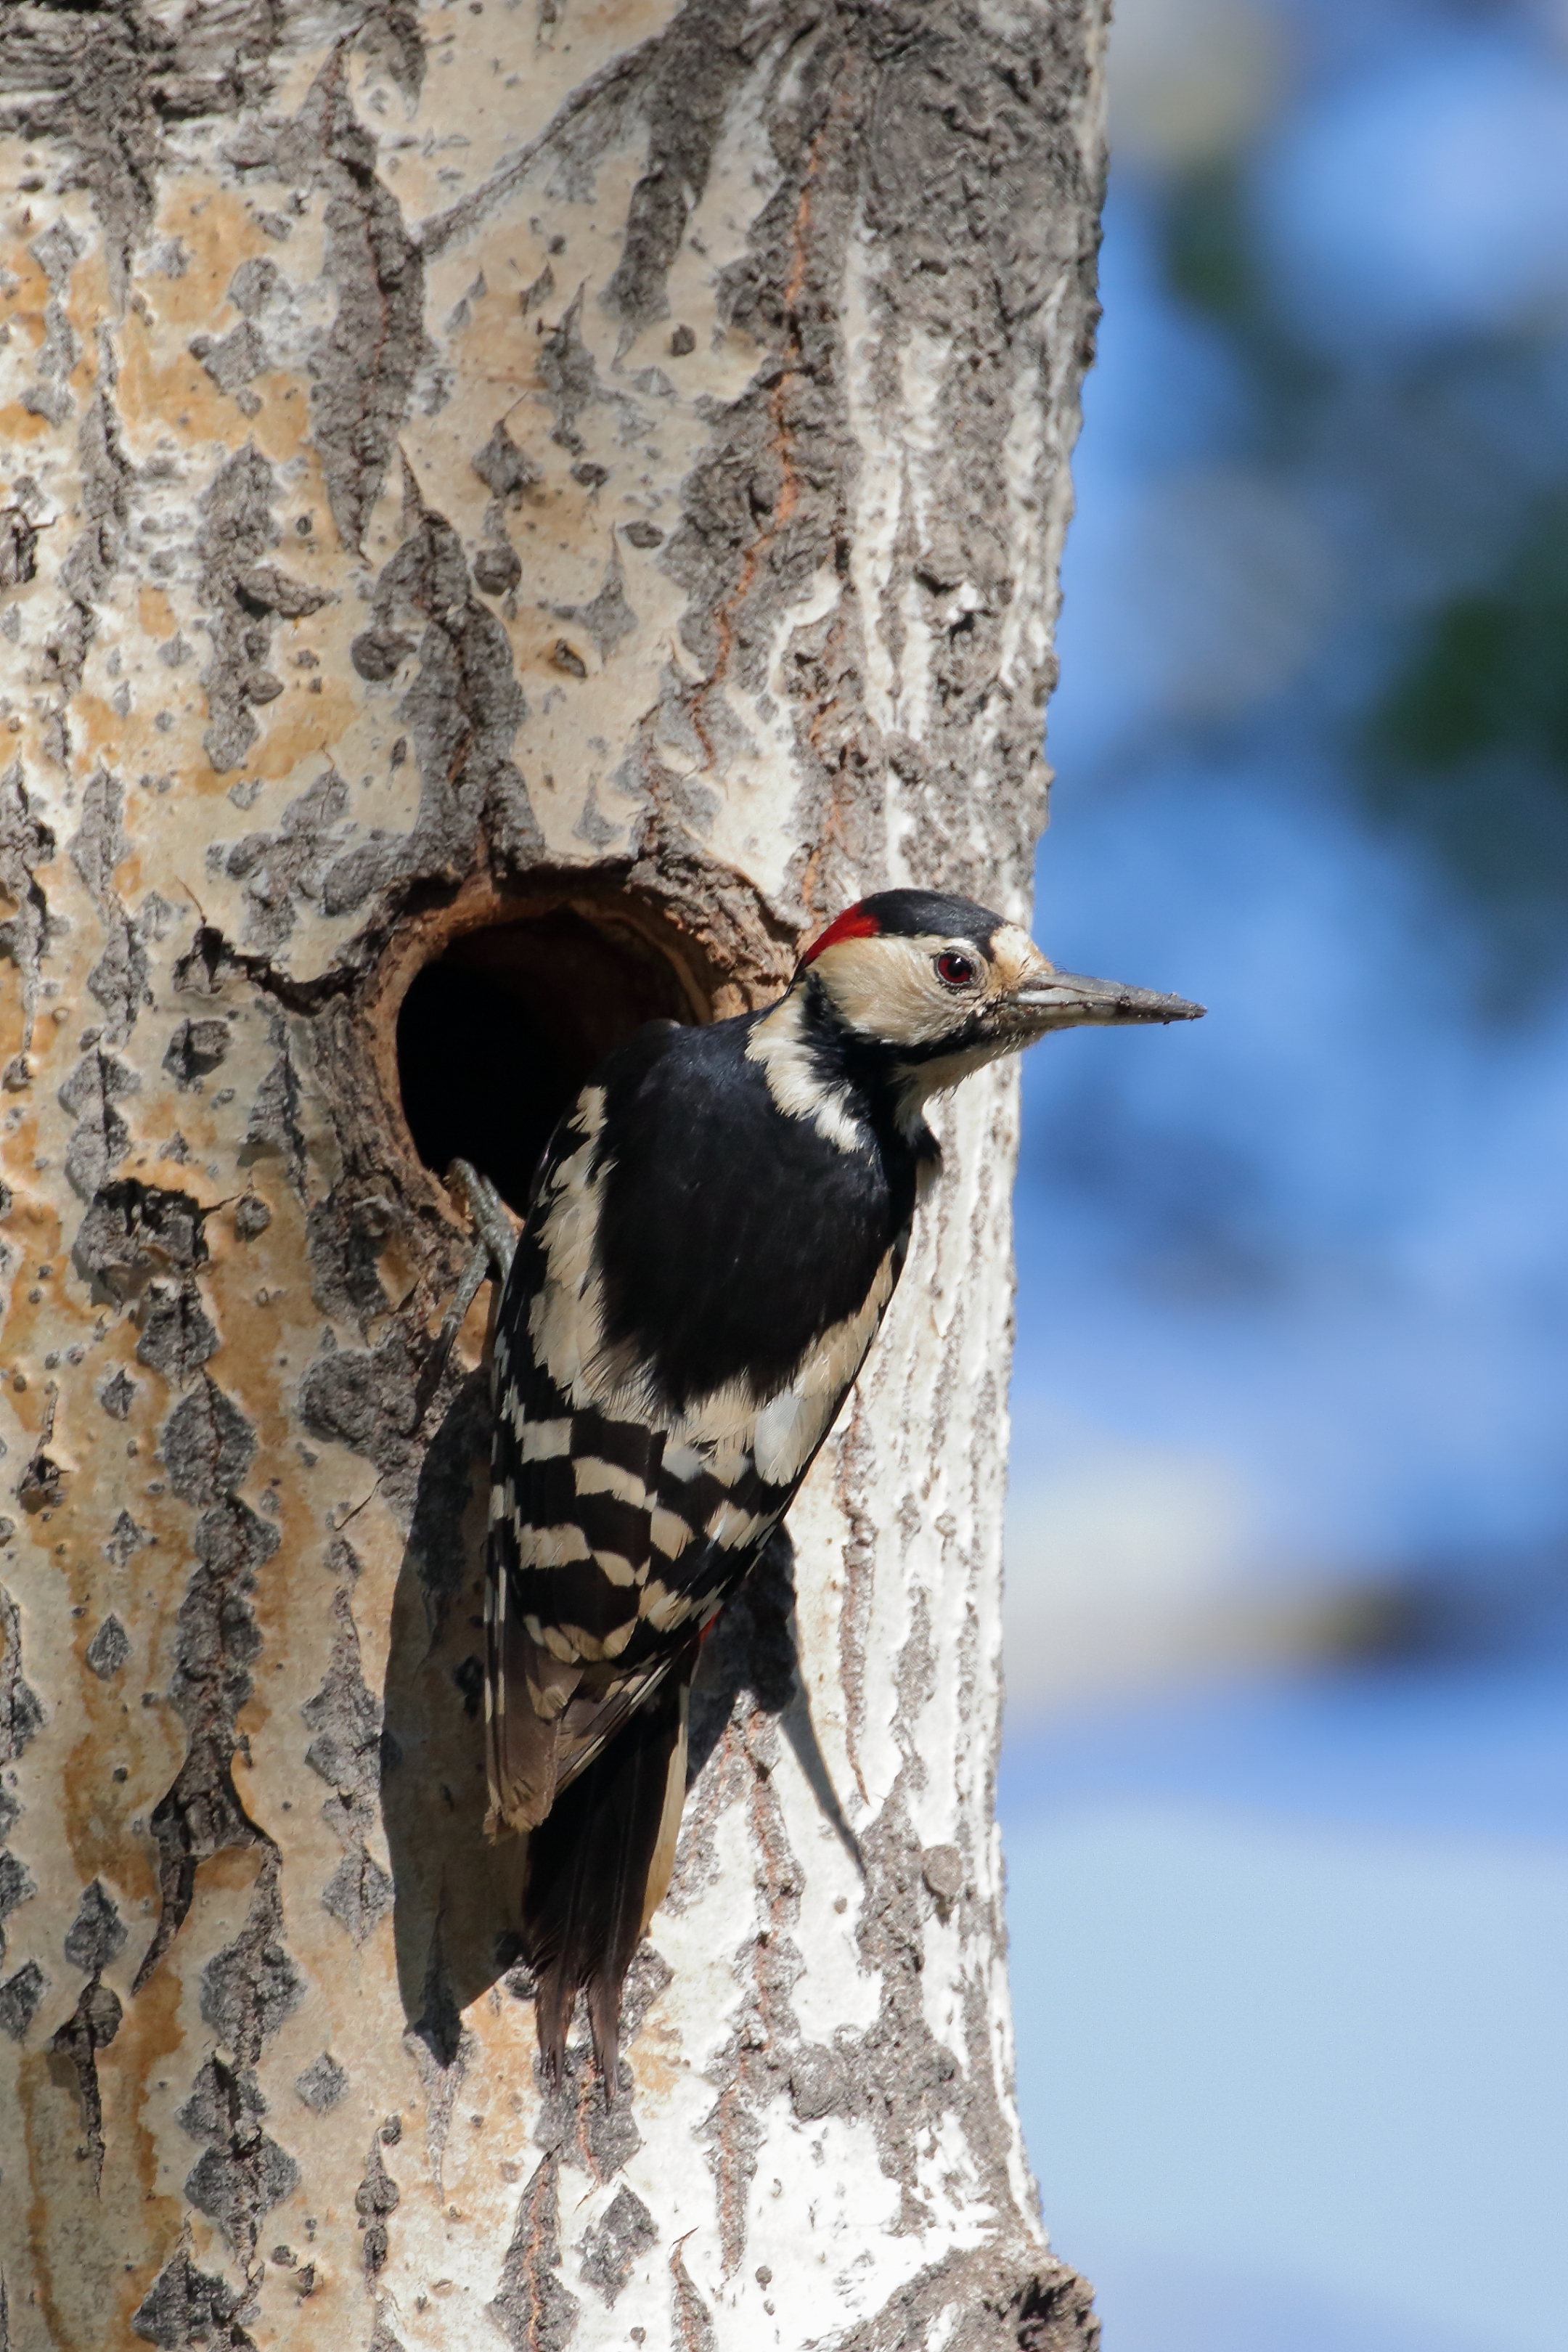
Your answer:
(794, 887), (1203, 1112)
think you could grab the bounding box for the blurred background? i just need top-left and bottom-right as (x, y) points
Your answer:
(1000, 1), (1568, 2345)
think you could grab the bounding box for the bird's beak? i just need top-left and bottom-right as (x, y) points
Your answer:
(1004, 967), (1206, 1032)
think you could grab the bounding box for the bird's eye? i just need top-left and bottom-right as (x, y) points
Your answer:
(935, 951), (976, 988)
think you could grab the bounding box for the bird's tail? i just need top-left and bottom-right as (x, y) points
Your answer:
(520, 1661), (691, 2088)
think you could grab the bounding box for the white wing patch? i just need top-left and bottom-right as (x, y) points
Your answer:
(748, 1246), (897, 1484)
(573, 1455), (648, 1506)
(518, 1524), (592, 1568)
(650, 1505), (693, 1560)
(518, 1416), (572, 1460)
(527, 1087), (619, 1408)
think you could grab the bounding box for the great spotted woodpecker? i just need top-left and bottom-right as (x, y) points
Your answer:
(477, 887), (1201, 2079)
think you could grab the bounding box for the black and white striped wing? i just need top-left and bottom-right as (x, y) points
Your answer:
(483, 1087), (799, 1836)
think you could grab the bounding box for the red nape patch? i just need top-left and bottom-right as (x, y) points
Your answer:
(799, 902), (881, 967)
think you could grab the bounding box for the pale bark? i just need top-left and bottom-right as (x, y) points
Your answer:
(0, 4), (1107, 2347)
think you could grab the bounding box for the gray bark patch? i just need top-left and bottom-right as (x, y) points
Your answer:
(179, 1865), (305, 2255)
(195, 441), (286, 775)
(64, 1877), (129, 1973)
(184, 2129), (301, 2256)
(473, 420), (542, 504)
(199, 1861), (303, 2054)
(269, 52), (426, 552)
(22, 219), (83, 426)
(489, 2152), (581, 2352)
(55, 394), (132, 705)
(130, 2223), (242, 2349)
(0, 1583), (44, 1762)
(76, 1177), (209, 1297)
(242, 1040), (309, 1199)
(0, 7), (169, 306)
(233, 560), (331, 618)
(190, 319), (266, 396)
(600, 0), (751, 340)
(0, 1958), (46, 2043)
(473, 542), (521, 596)
(98, 1370), (138, 1421)
(60, 1049), (139, 1201)
(321, 477), (541, 916)
(298, 1544), (393, 1952)
(0, 758), (56, 1067)
(552, 536), (637, 663)
(578, 2182), (656, 2306)
(219, 767), (351, 953)
(163, 1017), (231, 1089)
(233, 1193), (271, 1242)
(162, 1378), (256, 1508)
(136, 1490), (277, 1992)
(294, 2050), (349, 2112)
(0, 1847), (37, 1931)
(0, 502), (38, 589)
(355, 2135), (401, 2282)
(105, 1508), (152, 1567)
(49, 1975), (123, 2192)
(322, 1846), (394, 1945)
(68, 767), (127, 906)
(671, 2243), (718, 2352)
(86, 1613), (131, 1679)
(536, 287), (603, 453)
(301, 1334), (423, 1522)
(88, 913), (151, 1044)
(136, 1281), (219, 1385)
(303, 1588), (380, 1819)
(357, 0), (426, 105)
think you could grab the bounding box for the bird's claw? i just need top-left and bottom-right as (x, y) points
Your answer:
(413, 1159), (517, 1428)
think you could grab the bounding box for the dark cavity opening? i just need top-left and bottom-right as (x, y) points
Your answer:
(397, 907), (695, 1215)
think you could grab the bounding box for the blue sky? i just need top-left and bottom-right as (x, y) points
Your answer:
(1005, 0), (1568, 1700)
(1000, 4), (1568, 2343)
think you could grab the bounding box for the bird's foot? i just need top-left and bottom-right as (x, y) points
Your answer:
(413, 1159), (517, 1426)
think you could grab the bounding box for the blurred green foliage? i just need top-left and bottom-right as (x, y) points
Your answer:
(1371, 507), (1568, 777)
(1164, 161), (1256, 327)
(1152, 149), (1568, 998)
(1363, 505), (1568, 997)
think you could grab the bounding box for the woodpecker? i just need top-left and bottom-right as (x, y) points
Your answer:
(479, 886), (1201, 2080)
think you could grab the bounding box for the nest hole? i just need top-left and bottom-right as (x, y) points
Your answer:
(396, 907), (696, 1214)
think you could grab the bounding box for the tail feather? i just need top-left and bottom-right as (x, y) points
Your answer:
(521, 1659), (692, 2087)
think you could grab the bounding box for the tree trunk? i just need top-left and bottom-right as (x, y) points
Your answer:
(0, 4), (1106, 2346)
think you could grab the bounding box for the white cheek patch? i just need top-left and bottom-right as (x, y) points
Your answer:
(811, 934), (963, 1048)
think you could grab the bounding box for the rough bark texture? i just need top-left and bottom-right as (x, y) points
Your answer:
(0, 4), (1107, 2346)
